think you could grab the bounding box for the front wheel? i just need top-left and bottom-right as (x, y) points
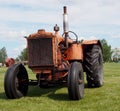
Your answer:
(4, 63), (29, 99)
(68, 62), (84, 100)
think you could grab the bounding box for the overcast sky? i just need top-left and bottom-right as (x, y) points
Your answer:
(0, 0), (120, 58)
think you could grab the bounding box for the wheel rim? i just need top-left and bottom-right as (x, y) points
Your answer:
(13, 64), (28, 97)
(78, 70), (84, 97)
(15, 77), (19, 89)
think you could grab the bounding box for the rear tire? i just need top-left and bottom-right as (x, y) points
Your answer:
(4, 63), (29, 99)
(68, 62), (84, 100)
(84, 45), (103, 87)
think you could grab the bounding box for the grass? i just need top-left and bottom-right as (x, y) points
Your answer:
(0, 63), (120, 111)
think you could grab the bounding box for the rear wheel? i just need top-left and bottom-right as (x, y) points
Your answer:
(4, 63), (29, 99)
(68, 62), (84, 100)
(84, 45), (103, 87)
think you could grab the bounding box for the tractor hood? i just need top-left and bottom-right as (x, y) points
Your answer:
(28, 29), (54, 39)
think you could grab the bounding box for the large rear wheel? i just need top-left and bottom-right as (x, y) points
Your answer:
(68, 62), (84, 100)
(4, 63), (29, 99)
(84, 45), (103, 87)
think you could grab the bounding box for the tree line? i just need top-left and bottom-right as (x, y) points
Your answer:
(0, 39), (120, 64)
(0, 47), (7, 65)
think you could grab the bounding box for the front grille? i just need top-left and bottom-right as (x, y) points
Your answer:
(28, 38), (53, 67)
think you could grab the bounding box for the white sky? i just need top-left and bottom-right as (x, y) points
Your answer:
(0, 0), (120, 58)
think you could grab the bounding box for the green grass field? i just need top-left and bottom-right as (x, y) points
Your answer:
(0, 63), (120, 111)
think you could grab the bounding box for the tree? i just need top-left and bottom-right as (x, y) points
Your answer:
(18, 48), (27, 61)
(100, 39), (111, 62)
(0, 47), (8, 63)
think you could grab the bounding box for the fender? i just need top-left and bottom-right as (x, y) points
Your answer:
(82, 40), (103, 53)
(64, 43), (83, 61)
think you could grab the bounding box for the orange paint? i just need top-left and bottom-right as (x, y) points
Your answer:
(64, 44), (83, 61)
(82, 40), (99, 45)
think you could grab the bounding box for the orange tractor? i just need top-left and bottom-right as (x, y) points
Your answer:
(4, 6), (103, 100)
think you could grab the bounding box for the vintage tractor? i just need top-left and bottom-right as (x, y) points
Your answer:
(4, 6), (103, 100)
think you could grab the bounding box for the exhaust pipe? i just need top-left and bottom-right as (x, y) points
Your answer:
(63, 6), (69, 33)
(63, 6), (69, 48)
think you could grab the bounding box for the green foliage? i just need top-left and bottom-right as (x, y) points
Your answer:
(0, 47), (7, 63)
(100, 39), (111, 62)
(18, 48), (27, 61)
(0, 63), (120, 111)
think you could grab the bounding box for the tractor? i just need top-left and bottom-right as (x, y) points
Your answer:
(4, 6), (103, 100)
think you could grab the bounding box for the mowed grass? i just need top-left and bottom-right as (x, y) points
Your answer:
(0, 63), (120, 111)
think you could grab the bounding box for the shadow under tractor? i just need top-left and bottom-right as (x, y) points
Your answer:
(4, 6), (103, 100)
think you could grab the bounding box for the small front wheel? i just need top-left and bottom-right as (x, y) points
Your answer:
(68, 62), (84, 100)
(4, 63), (29, 99)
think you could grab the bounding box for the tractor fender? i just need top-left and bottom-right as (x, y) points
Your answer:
(82, 40), (103, 53)
(64, 43), (83, 61)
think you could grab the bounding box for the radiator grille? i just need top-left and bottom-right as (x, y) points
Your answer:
(28, 38), (53, 67)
